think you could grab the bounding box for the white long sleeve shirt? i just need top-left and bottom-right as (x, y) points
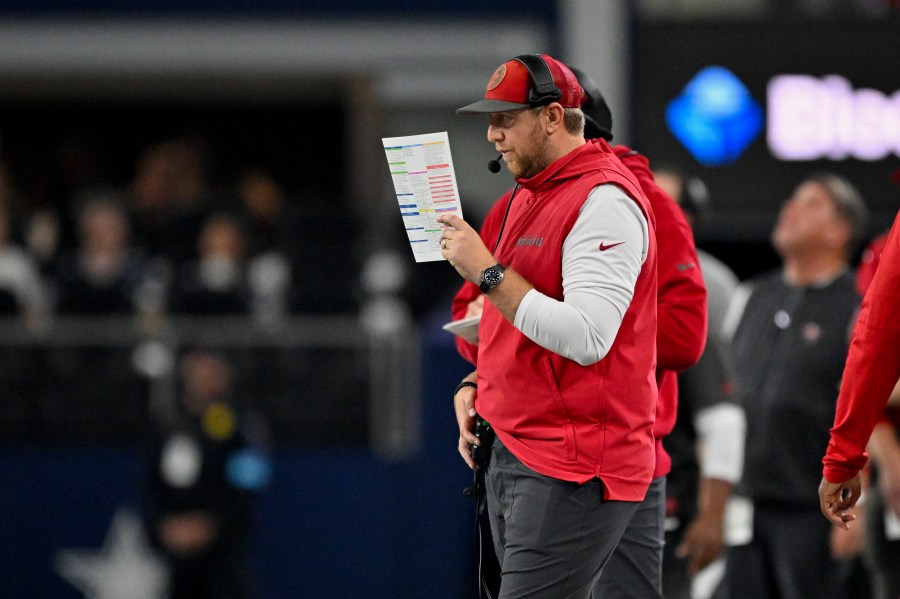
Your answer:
(514, 184), (649, 366)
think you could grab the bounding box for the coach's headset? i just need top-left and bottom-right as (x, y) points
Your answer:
(513, 54), (562, 107)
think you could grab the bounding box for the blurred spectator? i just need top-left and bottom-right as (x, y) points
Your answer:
(128, 138), (215, 267)
(52, 193), (155, 316)
(0, 202), (50, 441)
(145, 349), (272, 599)
(234, 167), (293, 257)
(24, 209), (62, 276)
(1, 155), (66, 276)
(169, 213), (250, 316)
(169, 212), (290, 323)
(0, 205), (49, 326)
(721, 172), (868, 598)
(233, 169), (296, 323)
(654, 167), (745, 599)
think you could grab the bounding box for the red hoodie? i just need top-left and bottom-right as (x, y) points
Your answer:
(455, 139), (659, 500)
(452, 145), (706, 480)
(615, 146), (707, 478)
(823, 210), (900, 483)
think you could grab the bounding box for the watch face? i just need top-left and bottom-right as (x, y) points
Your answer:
(484, 267), (503, 287)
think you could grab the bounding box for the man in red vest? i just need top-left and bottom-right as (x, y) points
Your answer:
(450, 65), (710, 598)
(439, 54), (659, 597)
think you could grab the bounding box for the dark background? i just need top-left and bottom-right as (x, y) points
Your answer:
(631, 19), (900, 279)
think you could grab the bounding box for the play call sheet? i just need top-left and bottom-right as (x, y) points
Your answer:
(382, 131), (463, 262)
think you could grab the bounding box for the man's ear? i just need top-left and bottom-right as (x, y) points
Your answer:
(544, 103), (565, 134)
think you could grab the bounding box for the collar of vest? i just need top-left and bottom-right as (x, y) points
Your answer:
(516, 139), (613, 193)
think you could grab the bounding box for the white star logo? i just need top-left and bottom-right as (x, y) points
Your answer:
(55, 507), (169, 599)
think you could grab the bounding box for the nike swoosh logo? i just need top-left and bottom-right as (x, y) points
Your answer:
(676, 262), (696, 271)
(598, 241), (625, 251)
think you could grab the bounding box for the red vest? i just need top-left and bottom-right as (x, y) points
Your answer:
(476, 140), (659, 501)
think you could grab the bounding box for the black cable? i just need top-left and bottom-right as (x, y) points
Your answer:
(465, 419), (497, 598)
(466, 467), (495, 599)
(492, 183), (520, 253)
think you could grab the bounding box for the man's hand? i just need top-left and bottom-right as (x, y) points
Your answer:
(819, 474), (861, 529)
(676, 511), (724, 575)
(465, 294), (485, 319)
(437, 214), (495, 284)
(455, 372), (479, 469)
(829, 507), (865, 558)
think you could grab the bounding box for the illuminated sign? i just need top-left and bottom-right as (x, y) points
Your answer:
(768, 74), (900, 161)
(665, 66), (764, 167)
(668, 68), (900, 165)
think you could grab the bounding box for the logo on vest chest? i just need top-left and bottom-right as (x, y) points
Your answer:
(517, 236), (544, 247)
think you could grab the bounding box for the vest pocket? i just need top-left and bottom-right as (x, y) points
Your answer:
(541, 356), (578, 463)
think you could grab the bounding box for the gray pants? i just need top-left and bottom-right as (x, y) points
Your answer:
(486, 437), (639, 599)
(591, 476), (666, 599)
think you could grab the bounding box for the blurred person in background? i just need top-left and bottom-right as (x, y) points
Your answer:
(0, 203), (49, 327)
(169, 212), (251, 317)
(128, 138), (214, 268)
(146, 349), (272, 599)
(233, 168), (294, 323)
(52, 193), (154, 316)
(0, 161), (49, 439)
(0, 157), (61, 278)
(722, 172), (868, 598)
(168, 211), (290, 323)
(653, 166), (745, 599)
(234, 167), (292, 257)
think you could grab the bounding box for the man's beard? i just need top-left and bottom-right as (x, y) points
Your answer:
(508, 121), (553, 179)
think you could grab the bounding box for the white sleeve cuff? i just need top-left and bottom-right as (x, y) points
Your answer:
(695, 402), (746, 483)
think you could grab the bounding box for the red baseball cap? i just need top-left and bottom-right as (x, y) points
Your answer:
(456, 54), (585, 115)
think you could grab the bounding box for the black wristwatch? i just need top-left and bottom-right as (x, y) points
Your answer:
(479, 263), (506, 294)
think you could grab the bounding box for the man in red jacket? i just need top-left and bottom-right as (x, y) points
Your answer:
(821, 210), (900, 525)
(569, 68), (708, 599)
(441, 54), (659, 597)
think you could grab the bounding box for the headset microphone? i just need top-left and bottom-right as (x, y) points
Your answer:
(487, 154), (502, 173)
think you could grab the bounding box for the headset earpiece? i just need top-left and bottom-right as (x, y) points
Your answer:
(513, 54), (562, 106)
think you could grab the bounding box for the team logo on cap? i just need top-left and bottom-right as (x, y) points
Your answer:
(487, 65), (506, 90)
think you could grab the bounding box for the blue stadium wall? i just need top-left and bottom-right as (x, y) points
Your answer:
(0, 314), (476, 598)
